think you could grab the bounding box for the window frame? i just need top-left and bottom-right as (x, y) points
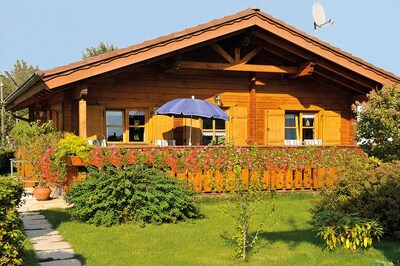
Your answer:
(105, 109), (148, 143)
(284, 112), (317, 141)
(201, 118), (227, 145)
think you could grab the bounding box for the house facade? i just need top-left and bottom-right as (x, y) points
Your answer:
(6, 8), (400, 147)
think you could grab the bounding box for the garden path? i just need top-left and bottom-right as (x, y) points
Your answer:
(18, 191), (82, 266)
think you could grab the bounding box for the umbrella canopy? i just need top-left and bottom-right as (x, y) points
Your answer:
(155, 96), (229, 145)
(155, 97), (229, 120)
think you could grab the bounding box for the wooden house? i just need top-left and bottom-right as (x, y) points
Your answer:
(5, 8), (400, 147)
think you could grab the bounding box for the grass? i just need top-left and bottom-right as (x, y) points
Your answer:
(41, 192), (399, 266)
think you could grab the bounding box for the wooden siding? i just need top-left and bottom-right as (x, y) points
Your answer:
(61, 67), (357, 146)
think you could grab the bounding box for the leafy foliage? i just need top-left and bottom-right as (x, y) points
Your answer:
(85, 145), (364, 174)
(219, 144), (273, 260)
(0, 177), (24, 265)
(311, 159), (400, 239)
(82, 41), (117, 59)
(10, 121), (64, 186)
(353, 84), (400, 161)
(314, 210), (383, 250)
(56, 133), (91, 162)
(65, 165), (203, 226)
(2, 60), (39, 145)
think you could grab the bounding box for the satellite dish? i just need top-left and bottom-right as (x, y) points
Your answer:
(312, 2), (334, 34)
(312, 2), (326, 28)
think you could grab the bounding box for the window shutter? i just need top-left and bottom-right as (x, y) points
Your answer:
(320, 110), (341, 145)
(229, 106), (248, 146)
(87, 105), (105, 140)
(265, 109), (285, 145)
(150, 107), (174, 143)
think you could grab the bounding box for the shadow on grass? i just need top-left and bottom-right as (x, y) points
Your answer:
(39, 209), (87, 266)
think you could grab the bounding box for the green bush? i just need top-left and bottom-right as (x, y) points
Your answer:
(65, 165), (203, 226)
(0, 176), (24, 265)
(314, 210), (383, 250)
(0, 149), (15, 175)
(311, 160), (400, 239)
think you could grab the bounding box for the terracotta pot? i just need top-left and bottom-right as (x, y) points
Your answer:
(69, 155), (85, 166)
(33, 186), (51, 201)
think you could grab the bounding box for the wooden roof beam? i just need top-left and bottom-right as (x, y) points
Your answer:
(240, 46), (263, 63)
(314, 70), (365, 93)
(252, 29), (381, 89)
(210, 43), (234, 64)
(179, 61), (297, 73)
(290, 61), (315, 79)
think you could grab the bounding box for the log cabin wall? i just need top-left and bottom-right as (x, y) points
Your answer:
(65, 64), (358, 146)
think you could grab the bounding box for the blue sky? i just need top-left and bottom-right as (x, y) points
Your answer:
(1, 0), (399, 76)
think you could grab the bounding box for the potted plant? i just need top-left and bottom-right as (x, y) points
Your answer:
(10, 121), (64, 200)
(55, 133), (91, 166)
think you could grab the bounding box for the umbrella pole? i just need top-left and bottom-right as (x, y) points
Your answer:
(189, 115), (193, 146)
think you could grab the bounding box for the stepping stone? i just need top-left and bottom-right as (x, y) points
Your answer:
(34, 240), (72, 251)
(31, 234), (65, 243)
(24, 229), (58, 238)
(36, 249), (75, 260)
(39, 259), (82, 266)
(20, 214), (47, 221)
(22, 219), (53, 230)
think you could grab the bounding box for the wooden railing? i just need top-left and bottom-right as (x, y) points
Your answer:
(16, 145), (355, 192)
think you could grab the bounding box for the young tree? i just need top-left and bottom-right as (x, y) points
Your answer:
(82, 41), (117, 59)
(353, 84), (400, 161)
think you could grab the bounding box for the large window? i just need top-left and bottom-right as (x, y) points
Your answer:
(202, 118), (226, 145)
(106, 110), (146, 142)
(285, 112), (315, 141)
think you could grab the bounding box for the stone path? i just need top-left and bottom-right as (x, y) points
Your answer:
(19, 192), (82, 265)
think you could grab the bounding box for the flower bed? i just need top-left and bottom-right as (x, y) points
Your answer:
(65, 145), (365, 192)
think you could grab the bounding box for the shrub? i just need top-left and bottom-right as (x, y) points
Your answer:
(314, 210), (383, 250)
(65, 165), (203, 226)
(0, 177), (24, 265)
(353, 84), (400, 162)
(311, 160), (400, 239)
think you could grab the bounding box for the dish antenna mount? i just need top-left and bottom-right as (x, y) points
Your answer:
(312, 2), (334, 35)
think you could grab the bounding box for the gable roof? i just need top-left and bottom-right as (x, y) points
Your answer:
(6, 8), (400, 110)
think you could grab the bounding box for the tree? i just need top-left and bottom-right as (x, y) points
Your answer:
(2, 60), (39, 147)
(352, 84), (400, 161)
(82, 41), (117, 59)
(3, 60), (39, 98)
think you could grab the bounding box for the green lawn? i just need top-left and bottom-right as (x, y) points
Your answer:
(40, 193), (398, 266)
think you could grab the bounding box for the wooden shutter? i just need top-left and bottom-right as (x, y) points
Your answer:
(150, 107), (174, 144)
(319, 111), (341, 145)
(87, 105), (105, 140)
(229, 106), (248, 146)
(265, 109), (285, 145)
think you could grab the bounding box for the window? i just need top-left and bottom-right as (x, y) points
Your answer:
(285, 112), (315, 141)
(128, 110), (145, 142)
(202, 118), (226, 145)
(106, 110), (146, 142)
(106, 110), (124, 142)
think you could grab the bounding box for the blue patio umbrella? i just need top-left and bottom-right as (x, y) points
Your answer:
(155, 96), (229, 146)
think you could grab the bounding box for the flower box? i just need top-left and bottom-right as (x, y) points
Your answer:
(68, 155), (85, 166)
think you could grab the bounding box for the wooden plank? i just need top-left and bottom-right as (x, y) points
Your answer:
(179, 61), (298, 73)
(78, 99), (87, 138)
(234, 48), (241, 63)
(290, 61), (315, 78)
(240, 46), (263, 63)
(210, 43), (234, 64)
